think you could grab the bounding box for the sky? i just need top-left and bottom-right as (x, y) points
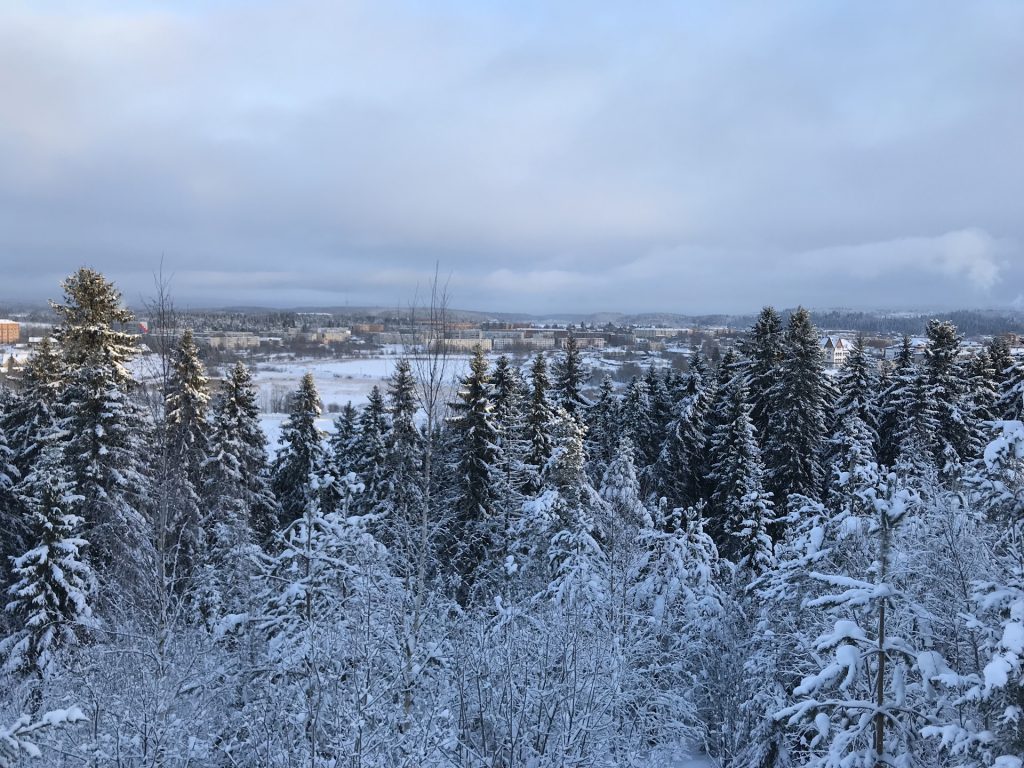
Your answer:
(1, 0), (1022, 314)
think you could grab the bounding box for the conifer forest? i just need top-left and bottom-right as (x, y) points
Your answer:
(4, 267), (1024, 768)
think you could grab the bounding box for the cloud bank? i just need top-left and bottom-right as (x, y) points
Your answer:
(0, 1), (1021, 312)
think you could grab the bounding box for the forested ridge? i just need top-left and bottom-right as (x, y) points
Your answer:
(3, 268), (1024, 767)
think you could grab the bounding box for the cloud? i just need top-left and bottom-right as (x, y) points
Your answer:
(0, 1), (1022, 312)
(793, 229), (1007, 291)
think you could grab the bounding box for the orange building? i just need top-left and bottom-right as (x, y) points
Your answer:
(0, 320), (19, 344)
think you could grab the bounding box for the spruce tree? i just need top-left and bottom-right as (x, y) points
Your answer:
(353, 385), (390, 517)
(490, 354), (530, 499)
(202, 362), (278, 617)
(765, 307), (829, 512)
(620, 376), (657, 478)
(523, 353), (556, 496)
(0, 417), (21, 598)
(162, 329), (211, 585)
(923, 320), (977, 475)
(206, 362), (279, 544)
(742, 306), (784, 446)
(328, 401), (360, 477)
(707, 381), (775, 570)
(165, 329), (210, 489)
(51, 268), (154, 603)
(553, 331), (589, 420)
(1, 337), (63, 480)
(654, 351), (714, 510)
(2, 446), (96, 697)
(447, 346), (504, 602)
(381, 358), (424, 562)
(833, 335), (879, 446)
(585, 374), (621, 481)
(877, 336), (915, 467)
(272, 373), (330, 525)
(599, 437), (649, 534)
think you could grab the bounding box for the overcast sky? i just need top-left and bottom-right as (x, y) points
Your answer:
(1, 1), (1022, 314)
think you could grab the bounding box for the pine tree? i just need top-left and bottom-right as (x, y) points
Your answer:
(765, 307), (830, 512)
(51, 268), (154, 603)
(553, 331), (590, 420)
(447, 346), (504, 602)
(2, 446), (96, 695)
(272, 373), (330, 525)
(707, 381), (775, 570)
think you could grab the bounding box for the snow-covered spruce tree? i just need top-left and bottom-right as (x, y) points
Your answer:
(966, 348), (999, 439)
(599, 437), (650, 536)
(646, 361), (676, 443)
(200, 362), (278, 621)
(585, 373), (621, 481)
(2, 446), (96, 710)
(51, 267), (154, 607)
(353, 384), (390, 518)
(272, 372), (331, 525)
(777, 471), (942, 767)
(206, 361), (279, 545)
(998, 344), (1024, 422)
(523, 352), (556, 497)
(878, 336), (916, 468)
(553, 330), (590, 421)
(491, 353), (531, 490)
(628, 503), (723, 750)
(743, 306), (785, 449)
(518, 411), (609, 613)
(707, 380), (776, 572)
(765, 307), (830, 513)
(988, 334), (1014, 394)
(655, 349), (715, 512)
(831, 335), (880, 457)
(256, 471), (399, 765)
(621, 375), (658, 482)
(1, 337), (63, 481)
(161, 328), (212, 587)
(165, 328), (210, 490)
(447, 345), (506, 603)
(924, 319), (980, 478)
(380, 358), (425, 568)
(706, 347), (744, 439)
(0, 416), (21, 600)
(328, 400), (360, 477)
